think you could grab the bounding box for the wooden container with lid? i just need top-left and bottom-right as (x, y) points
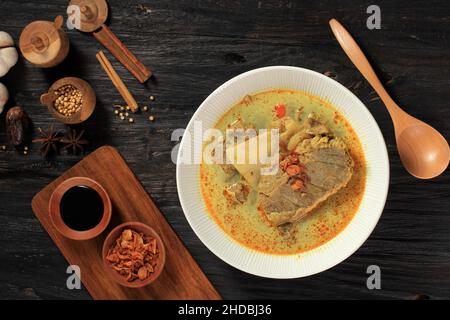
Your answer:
(19, 16), (69, 68)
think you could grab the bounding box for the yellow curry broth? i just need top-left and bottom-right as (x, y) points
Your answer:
(200, 89), (366, 255)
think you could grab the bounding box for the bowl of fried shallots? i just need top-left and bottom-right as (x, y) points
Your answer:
(102, 222), (166, 288)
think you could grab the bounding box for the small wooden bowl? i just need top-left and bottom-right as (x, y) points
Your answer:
(40, 77), (96, 125)
(49, 177), (111, 240)
(102, 222), (166, 288)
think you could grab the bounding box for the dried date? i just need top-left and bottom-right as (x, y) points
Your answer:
(6, 106), (31, 146)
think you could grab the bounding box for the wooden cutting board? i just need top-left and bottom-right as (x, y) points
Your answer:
(31, 146), (221, 300)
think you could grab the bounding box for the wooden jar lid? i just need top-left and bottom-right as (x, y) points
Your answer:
(69, 0), (108, 33)
(19, 16), (69, 68)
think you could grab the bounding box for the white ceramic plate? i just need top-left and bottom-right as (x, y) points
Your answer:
(176, 66), (389, 278)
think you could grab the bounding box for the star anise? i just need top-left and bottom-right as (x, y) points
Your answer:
(61, 128), (89, 155)
(33, 125), (62, 157)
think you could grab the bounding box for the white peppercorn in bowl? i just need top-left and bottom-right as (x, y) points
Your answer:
(40, 77), (96, 125)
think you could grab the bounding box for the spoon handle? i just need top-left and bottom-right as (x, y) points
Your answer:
(329, 19), (404, 122)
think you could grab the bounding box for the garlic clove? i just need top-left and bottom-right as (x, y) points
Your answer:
(0, 47), (18, 68)
(0, 82), (8, 114)
(0, 31), (18, 77)
(0, 58), (8, 77)
(0, 31), (14, 48)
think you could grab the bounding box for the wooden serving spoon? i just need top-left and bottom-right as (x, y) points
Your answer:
(329, 18), (449, 179)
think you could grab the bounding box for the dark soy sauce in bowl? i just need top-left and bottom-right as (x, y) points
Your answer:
(60, 185), (104, 231)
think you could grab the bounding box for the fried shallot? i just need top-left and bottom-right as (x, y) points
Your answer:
(106, 229), (159, 282)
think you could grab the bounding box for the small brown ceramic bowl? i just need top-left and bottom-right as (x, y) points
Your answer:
(49, 177), (111, 240)
(102, 222), (166, 288)
(40, 77), (96, 125)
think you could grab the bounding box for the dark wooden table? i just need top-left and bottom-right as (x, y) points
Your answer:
(0, 0), (449, 300)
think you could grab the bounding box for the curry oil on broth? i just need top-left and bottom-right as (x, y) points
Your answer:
(200, 89), (366, 255)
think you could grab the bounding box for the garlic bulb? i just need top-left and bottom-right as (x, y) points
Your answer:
(0, 31), (18, 77)
(0, 82), (8, 114)
(0, 31), (14, 47)
(0, 31), (14, 46)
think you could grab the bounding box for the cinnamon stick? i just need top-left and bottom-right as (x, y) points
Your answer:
(96, 50), (139, 113)
(94, 25), (152, 83)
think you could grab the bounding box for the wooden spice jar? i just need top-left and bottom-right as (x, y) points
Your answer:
(41, 77), (96, 125)
(19, 16), (69, 68)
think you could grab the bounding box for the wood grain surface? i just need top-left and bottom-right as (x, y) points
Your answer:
(31, 146), (220, 299)
(0, 0), (449, 300)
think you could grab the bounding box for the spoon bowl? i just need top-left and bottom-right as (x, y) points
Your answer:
(329, 18), (449, 179)
(397, 122), (449, 179)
